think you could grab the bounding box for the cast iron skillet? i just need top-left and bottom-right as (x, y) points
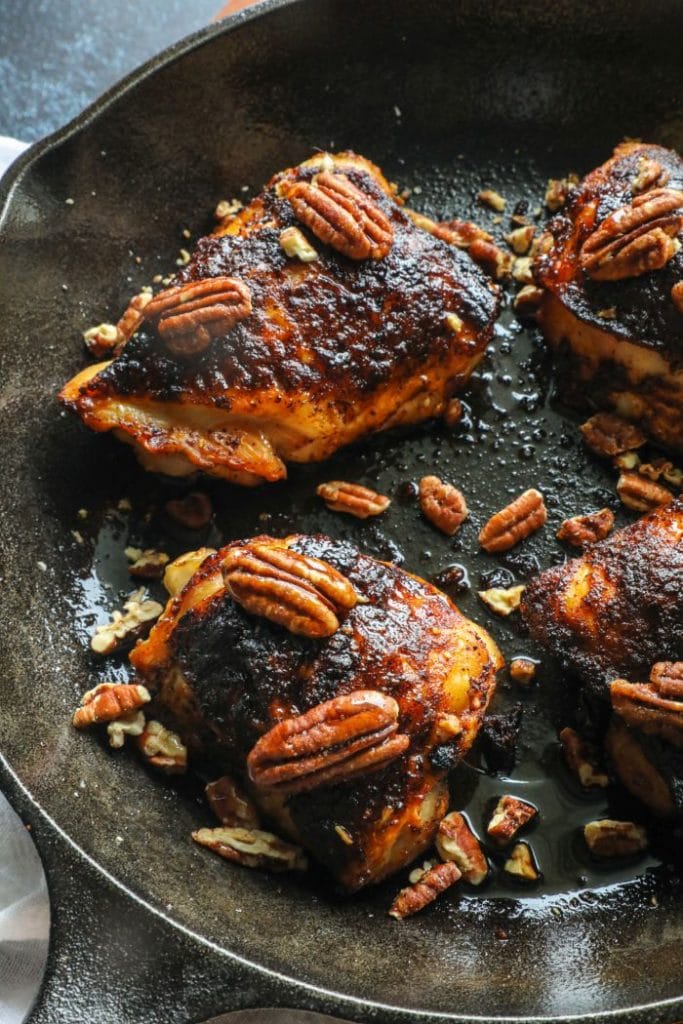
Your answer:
(2, 1), (683, 1021)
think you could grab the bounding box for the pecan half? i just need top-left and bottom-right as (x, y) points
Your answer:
(579, 187), (683, 281)
(72, 682), (151, 728)
(556, 508), (614, 548)
(206, 775), (261, 828)
(559, 727), (609, 788)
(478, 489), (547, 553)
(650, 662), (683, 699)
(486, 795), (537, 846)
(285, 171), (393, 260)
(610, 679), (683, 744)
(419, 475), (469, 536)
(580, 412), (646, 457)
(436, 812), (488, 885)
(317, 480), (390, 519)
(136, 720), (188, 774)
(672, 281), (683, 314)
(616, 471), (673, 512)
(388, 860), (461, 919)
(144, 276), (252, 356)
(504, 842), (540, 882)
(583, 819), (648, 859)
(247, 689), (409, 795)
(222, 540), (360, 638)
(192, 826), (307, 872)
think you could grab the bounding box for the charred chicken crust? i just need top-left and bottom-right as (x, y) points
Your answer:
(131, 534), (502, 890)
(59, 152), (499, 485)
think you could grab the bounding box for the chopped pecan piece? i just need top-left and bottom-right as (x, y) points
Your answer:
(165, 491), (213, 530)
(285, 171), (393, 260)
(637, 457), (681, 484)
(505, 225), (535, 255)
(632, 156), (668, 194)
(317, 480), (390, 519)
(504, 842), (540, 881)
(509, 657), (537, 686)
(83, 322), (124, 358)
(279, 225), (319, 262)
(90, 589), (164, 655)
(434, 713), (463, 743)
(559, 727), (609, 788)
(144, 277), (253, 356)
(478, 189), (506, 212)
(650, 661), (683, 700)
(72, 682), (151, 728)
(579, 187), (683, 281)
(672, 281), (683, 314)
(419, 475), (468, 536)
(222, 540), (360, 638)
(388, 860), (461, 919)
(512, 256), (534, 284)
(556, 508), (614, 548)
(247, 689), (409, 795)
(478, 489), (547, 553)
(580, 412), (646, 457)
(125, 547), (170, 579)
(192, 826), (307, 872)
(214, 198), (243, 221)
(436, 812), (488, 885)
(544, 175), (578, 212)
(513, 284), (544, 316)
(107, 709), (146, 749)
(163, 547), (216, 596)
(486, 795), (537, 846)
(616, 471), (673, 512)
(137, 720), (187, 773)
(583, 819), (648, 859)
(206, 775), (261, 828)
(478, 584), (525, 617)
(613, 450), (641, 472)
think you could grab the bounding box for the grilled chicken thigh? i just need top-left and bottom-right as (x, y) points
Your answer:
(131, 535), (502, 890)
(59, 152), (499, 485)
(534, 142), (683, 451)
(522, 501), (683, 815)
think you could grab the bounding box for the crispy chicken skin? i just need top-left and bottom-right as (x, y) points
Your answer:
(534, 142), (683, 451)
(131, 535), (502, 890)
(522, 501), (683, 815)
(59, 152), (499, 485)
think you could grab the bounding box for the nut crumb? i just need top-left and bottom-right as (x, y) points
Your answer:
(478, 189), (506, 212)
(509, 657), (537, 686)
(279, 226), (319, 262)
(505, 225), (535, 255)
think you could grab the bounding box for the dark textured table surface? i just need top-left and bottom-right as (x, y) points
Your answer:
(0, 0), (221, 143)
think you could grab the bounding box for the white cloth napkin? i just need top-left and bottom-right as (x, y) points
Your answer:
(0, 791), (50, 1024)
(0, 137), (28, 178)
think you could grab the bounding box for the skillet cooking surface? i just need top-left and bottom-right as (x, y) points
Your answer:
(1, 1), (683, 1019)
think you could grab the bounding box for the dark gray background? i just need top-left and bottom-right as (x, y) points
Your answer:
(0, 0), (220, 142)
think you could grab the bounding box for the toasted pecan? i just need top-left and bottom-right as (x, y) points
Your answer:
(478, 489), (546, 553)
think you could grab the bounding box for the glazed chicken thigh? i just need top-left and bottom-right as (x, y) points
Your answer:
(60, 152), (499, 485)
(131, 535), (502, 890)
(534, 142), (683, 451)
(522, 501), (683, 816)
